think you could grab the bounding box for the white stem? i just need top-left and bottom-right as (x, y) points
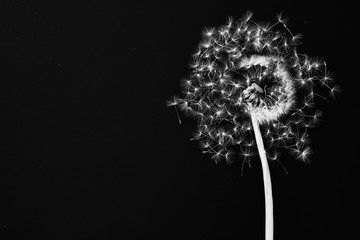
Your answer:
(251, 114), (274, 240)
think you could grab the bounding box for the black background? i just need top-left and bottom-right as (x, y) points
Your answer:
(0, 1), (358, 240)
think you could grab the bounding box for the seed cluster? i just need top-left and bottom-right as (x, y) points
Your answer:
(168, 12), (339, 165)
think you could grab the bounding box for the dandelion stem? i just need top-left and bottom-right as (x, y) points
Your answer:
(251, 113), (274, 240)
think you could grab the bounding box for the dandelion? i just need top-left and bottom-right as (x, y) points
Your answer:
(167, 12), (339, 240)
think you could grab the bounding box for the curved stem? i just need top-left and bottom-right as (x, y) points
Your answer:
(251, 114), (274, 240)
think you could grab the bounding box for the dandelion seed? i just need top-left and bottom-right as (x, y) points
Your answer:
(329, 85), (341, 98)
(296, 147), (312, 163)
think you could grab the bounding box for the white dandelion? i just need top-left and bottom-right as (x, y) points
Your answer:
(167, 12), (339, 240)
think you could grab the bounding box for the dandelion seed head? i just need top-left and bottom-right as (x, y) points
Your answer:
(168, 12), (338, 164)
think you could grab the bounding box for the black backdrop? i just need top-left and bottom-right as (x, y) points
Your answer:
(1, 1), (358, 240)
